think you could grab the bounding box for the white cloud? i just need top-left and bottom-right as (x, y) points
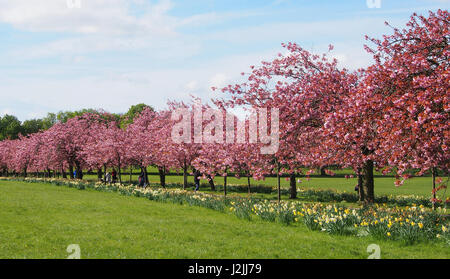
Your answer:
(185, 80), (199, 92)
(0, 47), (281, 120)
(209, 73), (228, 89)
(2, 1), (438, 121)
(0, 0), (177, 35)
(8, 34), (201, 61)
(177, 10), (266, 27)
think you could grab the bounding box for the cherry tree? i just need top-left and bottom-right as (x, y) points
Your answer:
(364, 10), (449, 206)
(48, 112), (109, 179)
(0, 140), (13, 176)
(191, 109), (266, 195)
(127, 108), (173, 186)
(167, 100), (205, 189)
(216, 43), (358, 201)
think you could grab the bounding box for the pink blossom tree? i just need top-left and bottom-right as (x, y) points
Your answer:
(216, 43), (358, 201)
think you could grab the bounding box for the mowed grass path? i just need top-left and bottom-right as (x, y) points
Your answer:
(0, 181), (448, 259)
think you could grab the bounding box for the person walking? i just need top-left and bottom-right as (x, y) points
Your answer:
(194, 169), (201, 192)
(111, 169), (117, 184)
(105, 172), (112, 184)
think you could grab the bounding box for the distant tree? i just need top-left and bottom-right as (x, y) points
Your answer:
(0, 115), (22, 140)
(122, 104), (154, 126)
(41, 113), (57, 130)
(56, 109), (120, 123)
(22, 119), (44, 136)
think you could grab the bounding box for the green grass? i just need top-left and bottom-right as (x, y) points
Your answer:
(0, 181), (448, 259)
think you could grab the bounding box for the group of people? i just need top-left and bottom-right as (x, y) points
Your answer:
(72, 170), (83, 180)
(100, 168), (202, 191)
(103, 169), (118, 184)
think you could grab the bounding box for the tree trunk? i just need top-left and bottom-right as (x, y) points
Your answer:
(78, 169), (83, 179)
(183, 164), (188, 190)
(432, 167), (437, 210)
(158, 166), (166, 188)
(247, 174), (251, 196)
(289, 173), (297, 199)
(207, 175), (215, 191)
(97, 168), (103, 181)
(362, 160), (374, 204)
(224, 174), (227, 197)
(62, 166), (67, 179)
(321, 166), (326, 176)
(69, 165), (74, 179)
(118, 163), (122, 185)
(129, 166), (132, 184)
(318, 166), (326, 176)
(103, 165), (107, 184)
(357, 171), (364, 202)
(277, 164), (281, 203)
(75, 163), (83, 180)
(143, 167), (149, 185)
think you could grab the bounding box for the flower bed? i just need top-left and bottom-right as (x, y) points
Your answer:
(148, 181), (447, 208)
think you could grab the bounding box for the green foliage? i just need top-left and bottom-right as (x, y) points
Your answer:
(122, 103), (154, 126)
(41, 113), (57, 130)
(0, 114), (22, 140)
(21, 119), (44, 135)
(0, 105), (149, 139)
(56, 109), (121, 124)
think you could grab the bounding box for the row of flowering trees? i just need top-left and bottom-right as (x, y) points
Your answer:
(0, 10), (448, 205)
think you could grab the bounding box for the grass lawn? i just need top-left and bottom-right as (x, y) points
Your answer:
(0, 181), (448, 259)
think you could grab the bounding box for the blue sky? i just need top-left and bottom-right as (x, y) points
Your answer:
(0, 0), (449, 121)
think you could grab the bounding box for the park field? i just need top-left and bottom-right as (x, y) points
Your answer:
(0, 181), (448, 259)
